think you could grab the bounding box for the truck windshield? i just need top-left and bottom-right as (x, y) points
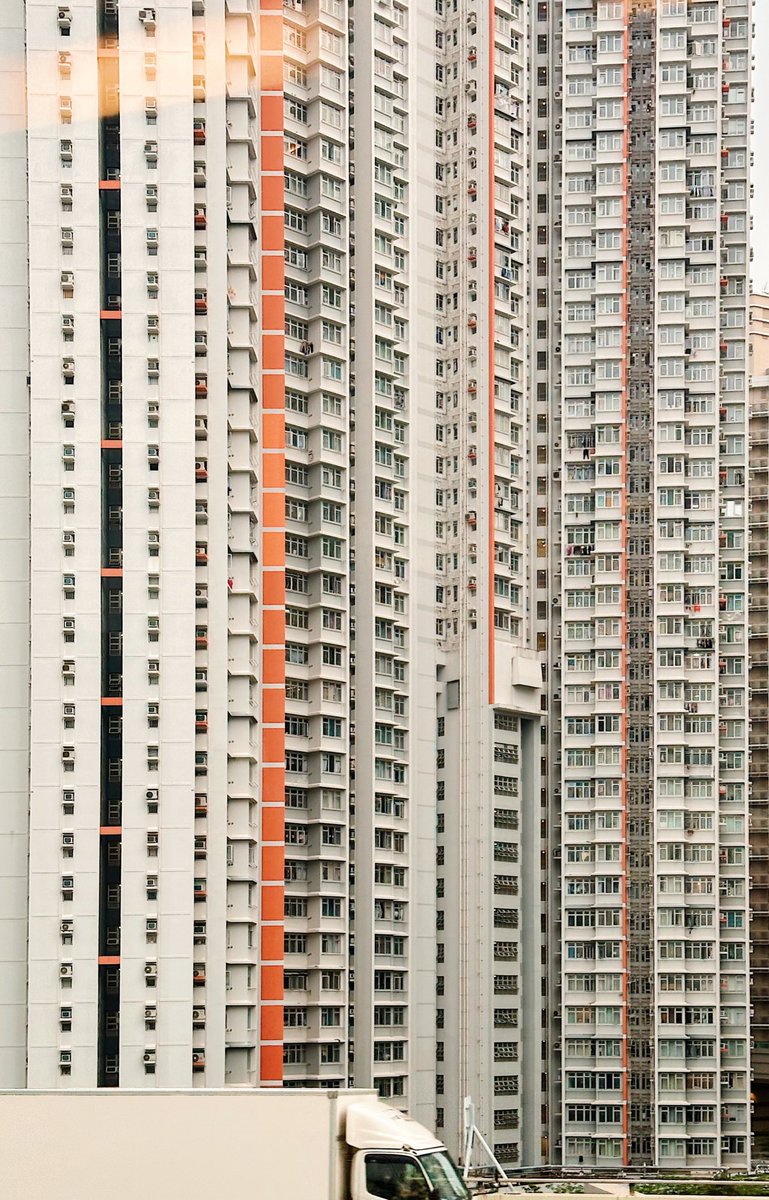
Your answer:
(418, 1151), (470, 1200)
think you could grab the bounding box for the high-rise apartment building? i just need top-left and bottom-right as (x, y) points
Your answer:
(432, 0), (753, 1174)
(0, 0), (755, 1175)
(3, 0), (289, 1090)
(432, 0), (546, 1169)
(0, 0), (440, 1122)
(553, 0), (753, 1171)
(750, 293), (769, 1150)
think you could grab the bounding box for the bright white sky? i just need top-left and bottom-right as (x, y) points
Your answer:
(753, 5), (769, 289)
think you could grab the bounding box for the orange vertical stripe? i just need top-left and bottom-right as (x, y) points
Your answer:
(257, 1), (286, 1086)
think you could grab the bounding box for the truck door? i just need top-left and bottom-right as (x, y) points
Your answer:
(356, 1152), (431, 1200)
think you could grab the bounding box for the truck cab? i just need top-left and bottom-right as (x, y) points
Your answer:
(345, 1101), (470, 1200)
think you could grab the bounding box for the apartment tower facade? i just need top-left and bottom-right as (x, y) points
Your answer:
(750, 293), (769, 1151)
(555, 0), (753, 1170)
(0, 0), (755, 1174)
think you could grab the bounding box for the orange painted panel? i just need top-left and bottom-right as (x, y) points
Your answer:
(260, 94), (283, 132)
(262, 491), (284, 528)
(261, 333), (284, 371)
(261, 845), (285, 881)
(262, 763), (285, 796)
(100, 568), (123, 578)
(261, 924), (284, 961)
(262, 727), (284, 764)
(262, 530), (284, 567)
(262, 411), (285, 449)
(101, 697), (123, 706)
(260, 964), (284, 1001)
(98, 180), (121, 190)
(99, 826), (122, 835)
(261, 569), (285, 607)
(259, 56), (283, 92)
(259, 1044), (283, 1081)
(261, 373), (285, 410)
(258, 18), (283, 54)
(261, 884), (285, 922)
(261, 688), (285, 725)
(261, 175), (283, 213)
(98, 955), (120, 965)
(100, 310), (122, 320)
(260, 0), (283, 10)
(261, 647), (285, 684)
(261, 451), (285, 489)
(260, 254), (284, 291)
(260, 1004), (284, 1042)
(262, 608), (284, 646)
(100, 440), (122, 449)
(261, 293), (284, 330)
(261, 215), (284, 252)
(261, 805), (285, 842)
(260, 135), (284, 172)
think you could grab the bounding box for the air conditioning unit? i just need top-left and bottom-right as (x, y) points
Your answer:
(147, 704), (159, 718)
(62, 747), (75, 762)
(60, 919), (73, 935)
(147, 315), (159, 332)
(148, 488), (160, 508)
(145, 1005), (157, 1021)
(58, 7), (72, 29)
(192, 1007), (206, 1022)
(62, 833), (74, 847)
(139, 8), (157, 28)
(146, 919), (158, 933)
(143, 1049), (157, 1065)
(63, 704), (75, 717)
(60, 963), (73, 978)
(144, 963), (158, 978)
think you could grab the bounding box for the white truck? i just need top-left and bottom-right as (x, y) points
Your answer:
(0, 1088), (471, 1200)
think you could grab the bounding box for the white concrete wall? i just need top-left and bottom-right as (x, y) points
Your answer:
(0, 0), (31, 1089)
